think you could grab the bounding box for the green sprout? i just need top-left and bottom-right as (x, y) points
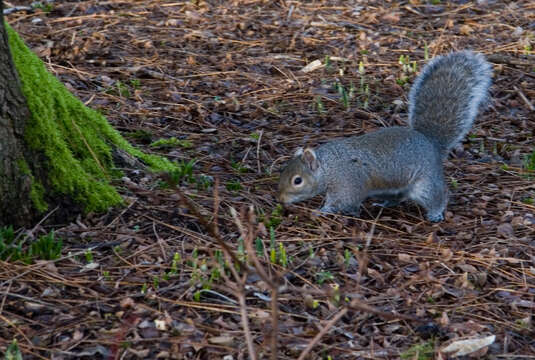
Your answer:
(85, 249), (94, 263)
(29, 231), (62, 260)
(315, 95), (325, 114)
(226, 180), (242, 192)
(316, 271), (334, 285)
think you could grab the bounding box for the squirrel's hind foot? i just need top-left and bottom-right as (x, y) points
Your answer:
(425, 212), (444, 223)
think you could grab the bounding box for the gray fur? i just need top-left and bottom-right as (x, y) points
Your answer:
(277, 51), (492, 222)
(408, 51), (492, 156)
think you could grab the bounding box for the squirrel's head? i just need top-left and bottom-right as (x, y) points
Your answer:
(277, 147), (323, 205)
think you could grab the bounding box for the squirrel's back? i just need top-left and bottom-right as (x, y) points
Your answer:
(408, 51), (492, 155)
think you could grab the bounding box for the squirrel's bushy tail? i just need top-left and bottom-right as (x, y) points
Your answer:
(408, 51), (492, 155)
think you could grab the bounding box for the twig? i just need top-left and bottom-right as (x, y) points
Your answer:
(347, 299), (423, 322)
(169, 184), (245, 269)
(23, 206), (59, 240)
(173, 184), (263, 360)
(365, 207), (383, 250)
(247, 206), (278, 360)
(297, 307), (348, 360)
(237, 291), (257, 360)
(269, 287), (279, 360)
(0, 279), (12, 315)
(212, 177), (220, 238)
(0, 313), (33, 347)
(231, 207), (277, 288)
(514, 86), (535, 111)
(256, 129), (263, 174)
(231, 206), (280, 360)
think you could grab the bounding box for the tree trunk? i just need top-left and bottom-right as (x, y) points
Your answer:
(0, 1), (177, 228)
(0, 1), (35, 226)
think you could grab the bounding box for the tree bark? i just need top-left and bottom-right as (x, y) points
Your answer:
(0, 1), (35, 226)
(0, 1), (177, 227)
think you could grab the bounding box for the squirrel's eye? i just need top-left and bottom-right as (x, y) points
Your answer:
(292, 176), (303, 186)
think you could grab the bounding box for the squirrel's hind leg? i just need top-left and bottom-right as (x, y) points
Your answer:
(407, 175), (447, 222)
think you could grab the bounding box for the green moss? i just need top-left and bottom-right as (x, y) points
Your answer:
(150, 137), (192, 149)
(6, 24), (177, 213)
(30, 181), (48, 213)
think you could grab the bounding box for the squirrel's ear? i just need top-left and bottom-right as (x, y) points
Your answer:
(294, 147), (304, 157)
(302, 147), (319, 171)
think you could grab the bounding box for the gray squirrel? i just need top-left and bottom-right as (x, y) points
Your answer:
(277, 51), (492, 222)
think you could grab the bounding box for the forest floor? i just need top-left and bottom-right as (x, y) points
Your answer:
(2, 0), (535, 359)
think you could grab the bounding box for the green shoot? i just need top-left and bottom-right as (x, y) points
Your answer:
(130, 78), (141, 89)
(85, 249), (94, 263)
(315, 95), (325, 114)
(29, 231), (62, 260)
(279, 243), (288, 267)
(238, 238), (245, 262)
(5, 339), (23, 360)
(255, 238), (264, 257)
(524, 151), (535, 172)
(226, 180), (242, 192)
(344, 248), (352, 267)
(166, 159), (196, 186)
(214, 249), (223, 267)
(231, 160), (248, 174)
(324, 55), (331, 70)
(317, 271), (334, 285)
(270, 247), (277, 264)
(196, 174), (213, 190)
(115, 81), (130, 98)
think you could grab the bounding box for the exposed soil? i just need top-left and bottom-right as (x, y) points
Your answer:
(2, 0), (535, 359)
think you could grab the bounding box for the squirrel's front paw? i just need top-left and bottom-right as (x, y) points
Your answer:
(320, 204), (360, 217)
(319, 205), (336, 214)
(341, 208), (360, 217)
(372, 200), (401, 208)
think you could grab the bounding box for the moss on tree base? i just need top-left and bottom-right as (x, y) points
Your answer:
(6, 24), (176, 214)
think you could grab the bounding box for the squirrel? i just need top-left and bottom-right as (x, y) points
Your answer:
(277, 51), (492, 222)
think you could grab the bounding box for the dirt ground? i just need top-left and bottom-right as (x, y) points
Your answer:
(2, 0), (535, 359)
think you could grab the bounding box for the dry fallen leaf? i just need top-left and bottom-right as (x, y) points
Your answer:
(441, 335), (496, 357)
(120, 297), (135, 309)
(82, 262), (99, 271)
(155, 319), (167, 331)
(300, 59), (323, 73)
(497, 223), (515, 238)
(439, 311), (450, 326)
(382, 12), (401, 23)
(208, 335), (235, 346)
(460, 24), (474, 35)
(398, 253), (413, 263)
